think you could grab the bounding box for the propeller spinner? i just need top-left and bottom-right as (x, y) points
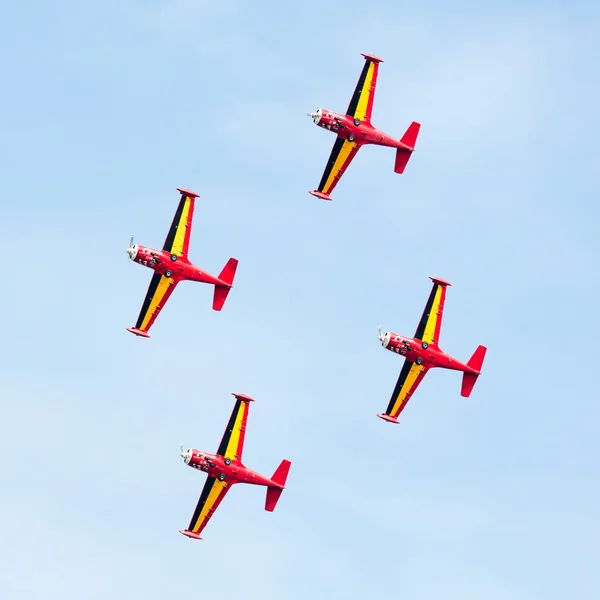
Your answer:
(126, 235), (137, 259)
(378, 326), (390, 347)
(180, 445), (191, 464)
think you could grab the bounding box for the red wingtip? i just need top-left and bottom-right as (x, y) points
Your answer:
(232, 392), (255, 403)
(176, 187), (200, 199)
(377, 413), (399, 424)
(361, 52), (384, 63)
(126, 327), (151, 338)
(429, 276), (452, 287)
(179, 530), (202, 540)
(309, 190), (332, 201)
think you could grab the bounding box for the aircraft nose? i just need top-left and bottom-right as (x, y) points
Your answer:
(180, 446), (191, 464)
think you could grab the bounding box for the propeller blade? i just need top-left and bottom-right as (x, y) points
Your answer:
(129, 235), (134, 249)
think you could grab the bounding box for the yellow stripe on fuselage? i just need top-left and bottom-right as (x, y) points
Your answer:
(390, 362), (424, 417)
(354, 62), (375, 122)
(422, 285), (443, 345)
(192, 479), (227, 533)
(140, 276), (173, 330)
(323, 140), (357, 194)
(170, 196), (191, 256)
(225, 402), (247, 460)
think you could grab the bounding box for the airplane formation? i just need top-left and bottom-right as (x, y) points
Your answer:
(125, 53), (487, 539)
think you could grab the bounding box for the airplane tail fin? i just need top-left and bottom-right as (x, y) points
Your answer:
(212, 258), (238, 311)
(395, 121), (421, 174)
(265, 459), (291, 512)
(461, 345), (487, 398)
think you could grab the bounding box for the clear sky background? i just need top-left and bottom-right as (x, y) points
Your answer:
(0, 1), (599, 598)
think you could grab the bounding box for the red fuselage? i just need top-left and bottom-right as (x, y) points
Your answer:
(380, 332), (479, 374)
(127, 244), (225, 286)
(310, 108), (411, 149)
(181, 448), (280, 489)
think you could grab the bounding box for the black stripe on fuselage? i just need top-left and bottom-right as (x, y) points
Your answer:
(318, 136), (345, 191)
(216, 398), (242, 457)
(414, 283), (439, 341)
(346, 60), (370, 118)
(385, 358), (413, 415)
(188, 476), (217, 530)
(135, 272), (163, 329)
(162, 194), (187, 253)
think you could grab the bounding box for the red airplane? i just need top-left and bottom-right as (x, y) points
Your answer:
(377, 277), (487, 424)
(125, 187), (238, 338)
(179, 393), (291, 540)
(308, 53), (421, 201)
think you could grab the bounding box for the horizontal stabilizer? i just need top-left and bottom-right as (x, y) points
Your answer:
(271, 459), (291, 487)
(395, 121), (421, 174)
(400, 121), (420, 150)
(218, 257), (238, 286)
(213, 258), (238, 311)
(461, 345), (487, 397)
(467, 345), (487, 373)
(213, 286), (231, 311)
(265, 487), (283, 512)
(265, 459), (291, 512)
(461, 373), (478, 398)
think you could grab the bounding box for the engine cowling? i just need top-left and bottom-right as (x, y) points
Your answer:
(130, 245), (162, 268)
(380, 332), (412, 353)
(379, 331), (391, 348)
(182, 448), (215, 472)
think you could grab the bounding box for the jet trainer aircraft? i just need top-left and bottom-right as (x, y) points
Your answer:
(125, 188), (238, 338)
(377, 277), (487, 424)
(308, 53), (421, 201)
(179, 393), (291, 540)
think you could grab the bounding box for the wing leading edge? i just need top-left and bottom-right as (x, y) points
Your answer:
(346, 53), (382, 123)
(163, 188), (198, 259)
(312, 137), (361, 200)
(414, 277), (451, 346)
(180, 476), (230, 539)
(217, 393), (254, 462)
(127, 272), (179, 337)
(378, 358), (428, 423)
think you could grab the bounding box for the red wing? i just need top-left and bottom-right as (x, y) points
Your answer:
(414, 277), (451, 346)
(380, 359), (429, 421)
(180, 476), (230, 539)
(313, 137), (361, 198)
(163, 188), (197, 260)
(346, 54), (381, 123)
(130, 272), (179, 335)
(216, 393), (253, 462)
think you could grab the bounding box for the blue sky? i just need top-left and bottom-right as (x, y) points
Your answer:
(0, 1), (599, 598)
